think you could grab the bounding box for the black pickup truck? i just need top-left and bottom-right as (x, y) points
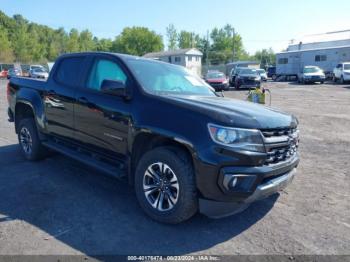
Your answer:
(7, 52), (300, 224)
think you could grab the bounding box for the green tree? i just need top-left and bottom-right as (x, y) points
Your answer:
(79, 29), (95, 51)
(166, 24), (177, 50)
(0, 26), (14, 62)
(178, 31), (196, 49)
(209, 24), (244, 63)
(253, 48), (276, 68)
(12, 24), (32, 62)
(194, 35), (209, 64)
(112, 26), (163, 56)
(67, 29), (80, 53)
(95, 38), (113, 51)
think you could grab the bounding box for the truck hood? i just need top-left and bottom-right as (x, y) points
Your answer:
(166, 95), (297, 129)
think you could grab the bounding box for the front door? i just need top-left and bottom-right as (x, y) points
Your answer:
(74, 56), (131, 159)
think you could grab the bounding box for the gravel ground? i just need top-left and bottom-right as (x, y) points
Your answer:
(0, 79), (349, 256)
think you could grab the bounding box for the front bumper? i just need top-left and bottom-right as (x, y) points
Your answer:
(343, 74), (350, 81)
(304, 76), (325, 82)
(237, 78), (261, 88)
(199, 167), (297, 218)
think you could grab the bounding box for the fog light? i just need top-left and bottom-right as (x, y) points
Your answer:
(222, 174), (257, 192)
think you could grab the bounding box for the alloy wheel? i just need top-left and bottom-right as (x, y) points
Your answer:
(143, 162), (179, 212)
(20, 127), (33, 155)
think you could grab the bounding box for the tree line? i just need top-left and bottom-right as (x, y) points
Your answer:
(0, 11), (275, 67)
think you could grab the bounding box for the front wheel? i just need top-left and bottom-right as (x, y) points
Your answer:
(134, 147), (198, 224)
(340, 76), (345, 84)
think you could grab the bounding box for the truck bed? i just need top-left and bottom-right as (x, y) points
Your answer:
(10, 77), (47, 91)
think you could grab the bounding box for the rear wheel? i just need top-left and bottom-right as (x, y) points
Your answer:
(340, 76), (345, 84)
(272, 74), (277, 81)
(134, 147), (198, 224)
(17, 118), (48, 161)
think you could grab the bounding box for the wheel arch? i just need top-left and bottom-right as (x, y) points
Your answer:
(128, 132), (196, 185)
(15, 88), (46, 134)
(14, 101), (35, 133)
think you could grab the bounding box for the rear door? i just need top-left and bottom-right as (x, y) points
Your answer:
(44, 55), (87, 140)
(74, 54), (132, 159)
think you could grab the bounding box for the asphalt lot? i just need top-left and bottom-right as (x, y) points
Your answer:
(0, 79), (349, 256)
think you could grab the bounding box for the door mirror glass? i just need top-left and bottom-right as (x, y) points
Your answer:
(101, 79), (126, 97)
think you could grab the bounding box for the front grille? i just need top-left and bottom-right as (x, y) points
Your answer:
(261, 128), (299, 165)
(242, 79), (257, 85)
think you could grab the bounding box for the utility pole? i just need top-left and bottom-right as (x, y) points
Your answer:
(206, 30), (209, 68)
(232, 28), (235, 62)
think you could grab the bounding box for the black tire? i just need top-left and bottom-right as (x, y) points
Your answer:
(17, 118), (48, 161)
(320, 81), (324, 84)
(272, 74), (277, 81)
(333, 76), (337, 83)
(340, 76), (345, 84)
(134, 147), (198, 224)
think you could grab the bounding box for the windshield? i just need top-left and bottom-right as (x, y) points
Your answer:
(34, 68), (46, 73)
(304, 67), (321, 73)
(31, 66), (43, 70)
(256, 69), (266, 74)
(344, 64), (350, 70)
(206, 72), (225, 79)
(126, 58), (215, 96)
(240, 68), (257, 75)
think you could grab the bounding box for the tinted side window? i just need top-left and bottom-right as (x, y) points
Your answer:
(55, 57), (85, 86)
(87, 59), (127, 91)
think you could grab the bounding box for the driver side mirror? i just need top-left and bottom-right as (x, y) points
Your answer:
(101, 79), (127, 97)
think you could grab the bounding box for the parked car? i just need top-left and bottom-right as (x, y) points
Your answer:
(267, 66), (276, 80)
(298, 66), (325, 84)
(7, 68), (22, 79)
(235, 68), (261, 89)
(0, 63), (14, 78)
(29, 68), (49, 79)
(30, 64), (45, 71)
(229, 67), (244, 86)
(7, 52), (300, 224)
(333, 62), (350, 84)
(256, 69), (268, 81)
(205, 71), (229, 91)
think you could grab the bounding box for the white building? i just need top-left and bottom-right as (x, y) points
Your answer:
(143, 48), (203, 76)
(276, 30), (350, 77)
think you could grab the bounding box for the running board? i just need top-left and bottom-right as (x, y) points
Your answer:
(42, 141), (126, 179)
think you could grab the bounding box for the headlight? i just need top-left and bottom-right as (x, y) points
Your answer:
(208, 124), (265, 152)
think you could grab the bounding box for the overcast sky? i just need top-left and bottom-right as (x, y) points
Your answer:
(1, 0), (349, 54)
